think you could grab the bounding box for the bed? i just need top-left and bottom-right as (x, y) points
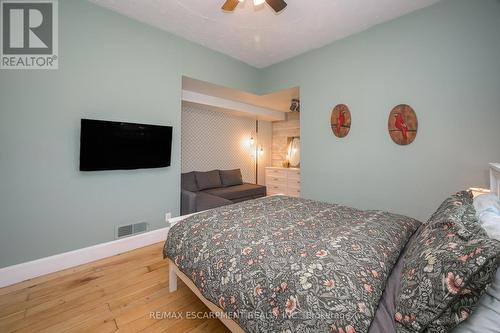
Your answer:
(164, 164), (500, 333)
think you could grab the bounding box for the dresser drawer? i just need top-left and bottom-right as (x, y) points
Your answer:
(267, 183), (287, 195)
(266, 167), (300, 197)
(266, 175), (287, 185)
(287, 179), (301, 189)
(288, 170), (301, 180)
(287, 187), (301, 197)
(266, 168), (287, 178)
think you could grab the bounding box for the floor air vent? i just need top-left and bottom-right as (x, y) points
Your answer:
(116, 222), (149, 239)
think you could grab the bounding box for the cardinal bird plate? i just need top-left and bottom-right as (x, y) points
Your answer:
(331, 104), (351, 138)
(388, 104), (418, 145)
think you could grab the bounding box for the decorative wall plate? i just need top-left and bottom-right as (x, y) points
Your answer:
(388, 104), (418, 145)
(330, 104), (351, 138)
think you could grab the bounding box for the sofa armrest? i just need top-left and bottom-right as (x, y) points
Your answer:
(181, 189), (197, 215)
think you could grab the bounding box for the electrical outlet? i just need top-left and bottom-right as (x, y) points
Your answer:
(165, 211), (172, 223)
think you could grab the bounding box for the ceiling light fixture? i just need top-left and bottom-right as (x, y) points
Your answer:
(222, 0), (287, 13)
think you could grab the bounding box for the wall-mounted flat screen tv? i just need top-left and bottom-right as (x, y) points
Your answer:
(80, 119), (173, 171)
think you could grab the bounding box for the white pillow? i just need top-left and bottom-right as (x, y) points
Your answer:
(479, 212), (500, 241)
(474, 193), (500, 217)
(473, 194), (500, 241)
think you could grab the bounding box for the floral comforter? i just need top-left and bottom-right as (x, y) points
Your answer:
(164, 195), (420, 333)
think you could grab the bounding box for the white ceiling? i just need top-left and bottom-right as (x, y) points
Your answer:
(89, 0), (441, 68)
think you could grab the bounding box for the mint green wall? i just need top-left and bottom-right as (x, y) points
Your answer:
(259, 0), (500, 221)
(0, 0), (259, 267)
(1, 0), (500, 267)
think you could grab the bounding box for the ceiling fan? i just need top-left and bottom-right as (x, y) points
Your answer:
(222, 0), (287, 13)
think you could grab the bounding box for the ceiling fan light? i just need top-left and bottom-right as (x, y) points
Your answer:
(253, 0), (265, 6)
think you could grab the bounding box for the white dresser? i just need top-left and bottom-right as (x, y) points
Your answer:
(265, 167), (301, 197)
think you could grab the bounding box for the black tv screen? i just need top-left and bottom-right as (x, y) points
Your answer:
(80, 119), (173, 171)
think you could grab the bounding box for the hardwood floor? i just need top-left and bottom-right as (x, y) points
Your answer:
(0, 243), (231, 333)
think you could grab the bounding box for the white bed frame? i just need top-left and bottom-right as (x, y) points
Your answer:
(490, 163), (500, 199)
(167, 164), (500, 333)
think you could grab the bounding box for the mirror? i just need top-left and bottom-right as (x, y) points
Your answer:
(287, 137), (300, 168)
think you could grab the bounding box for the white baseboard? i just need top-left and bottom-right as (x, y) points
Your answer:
(167, 212), (197, 227)
(0, 227), (170, 288)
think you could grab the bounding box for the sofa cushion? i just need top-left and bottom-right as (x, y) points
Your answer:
(220, 169), (243, 187)
(181, 172), (198, 192)
(195, 192), (232, 212)
(203, 183), (266, 201)
(195, 170), (222, 190)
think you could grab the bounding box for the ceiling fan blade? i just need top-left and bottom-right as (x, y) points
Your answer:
(266, 0), (287, 13)
(221, 0), (239, 11)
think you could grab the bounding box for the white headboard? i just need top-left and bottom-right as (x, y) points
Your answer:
(490, 163), (500, 199)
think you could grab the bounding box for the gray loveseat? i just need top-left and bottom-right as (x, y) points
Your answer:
(181, 169), (267, 215)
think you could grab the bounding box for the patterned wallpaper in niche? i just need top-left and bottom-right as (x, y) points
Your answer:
(182, 106), (271, 184)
